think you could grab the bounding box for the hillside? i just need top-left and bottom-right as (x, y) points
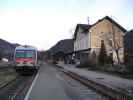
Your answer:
(48, 39), (74, 55)
(0, 38), (20, 59)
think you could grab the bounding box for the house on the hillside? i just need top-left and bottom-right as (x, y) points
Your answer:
(74, 16), (127, 65)
(124, 30), (133, 73)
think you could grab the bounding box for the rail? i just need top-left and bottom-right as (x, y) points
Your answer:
(57, 66), (133, 100)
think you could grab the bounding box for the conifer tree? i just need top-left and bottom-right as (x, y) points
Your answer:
(98, 40), (107, 65)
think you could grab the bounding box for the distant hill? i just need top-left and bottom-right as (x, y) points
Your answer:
(48, 39), (74, 55)
(0, 38), (20, 59)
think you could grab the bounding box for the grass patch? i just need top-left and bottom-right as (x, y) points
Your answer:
(0, 69), (17, 87)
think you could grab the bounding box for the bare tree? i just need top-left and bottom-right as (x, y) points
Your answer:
(101, 23), (122, 65)
(69, 26), (76, 39)
(111, 24), (121, 64)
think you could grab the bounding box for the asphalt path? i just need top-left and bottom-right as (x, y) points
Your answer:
(25, 63), (71, 100)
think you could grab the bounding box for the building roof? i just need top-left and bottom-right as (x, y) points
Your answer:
(73, 16), (127, 40)
(91, 16), (127, 33)
(73, 24), (91, 40)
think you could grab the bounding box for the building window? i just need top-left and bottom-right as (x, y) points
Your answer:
(101, 32), (103, 35)
(109, 31), (112, 35)
(101, 40), (104, 44)
(109, 39), (113, 47)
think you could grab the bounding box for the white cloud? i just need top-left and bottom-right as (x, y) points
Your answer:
(0, 11), (79, 50)
(0, 0), (133, 50)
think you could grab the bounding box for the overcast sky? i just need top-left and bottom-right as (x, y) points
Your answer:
(0, 0), (133, 50)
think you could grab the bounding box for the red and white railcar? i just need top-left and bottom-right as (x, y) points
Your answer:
(14, 45), (38, 74)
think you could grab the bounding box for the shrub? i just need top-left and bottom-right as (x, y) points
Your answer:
(76, 60), (97, 70)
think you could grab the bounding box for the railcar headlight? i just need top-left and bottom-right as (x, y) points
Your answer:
(31, 61), (35, 64)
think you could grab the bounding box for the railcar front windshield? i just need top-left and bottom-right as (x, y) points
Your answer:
(15, 50), (36, 58)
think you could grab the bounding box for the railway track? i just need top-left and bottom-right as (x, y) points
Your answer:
(55, 66), (110, 100)
(0, 61), (41, 100)
(56, 66), (133, 100)
(0, 74), (36, 100)
(0, 66), (17, 89)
